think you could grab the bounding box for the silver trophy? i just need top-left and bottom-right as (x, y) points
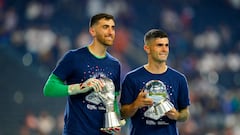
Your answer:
(144, 80), (174, 120)
(96, 77), (122, 129)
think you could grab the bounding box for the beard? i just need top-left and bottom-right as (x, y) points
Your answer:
(101, 39), (114, 46)
(96, 33), (115, 46)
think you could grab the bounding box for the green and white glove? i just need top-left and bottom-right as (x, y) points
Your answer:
(68, 78), (104, 95)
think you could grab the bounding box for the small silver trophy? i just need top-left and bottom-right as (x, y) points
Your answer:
(144, 80), (174, 120)
(96, 77), (122, 129)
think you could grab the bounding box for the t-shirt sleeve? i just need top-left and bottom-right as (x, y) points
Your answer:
(120, 75), (136, 105)
(53, 51), (74, 81)
(178, 75), (190, 109)
(115, 63), (121, 93)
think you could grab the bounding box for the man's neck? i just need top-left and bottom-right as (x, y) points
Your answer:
(144, 63), (167, 74)
(88, 43), (107, 58)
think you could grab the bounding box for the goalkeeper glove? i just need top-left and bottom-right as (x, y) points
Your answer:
(68, 78), (104, 95)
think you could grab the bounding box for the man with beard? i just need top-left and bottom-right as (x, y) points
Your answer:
(43, 13), (122, 135)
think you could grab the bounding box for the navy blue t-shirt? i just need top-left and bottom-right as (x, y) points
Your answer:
(53, 47), (121, 135)
(120, 66), (190, 135)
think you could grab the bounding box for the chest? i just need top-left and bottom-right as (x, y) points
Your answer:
(70, 58), (118, 82)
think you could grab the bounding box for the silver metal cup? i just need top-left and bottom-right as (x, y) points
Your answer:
(97, 77), (121, 128)
(144, 80), (174, 119)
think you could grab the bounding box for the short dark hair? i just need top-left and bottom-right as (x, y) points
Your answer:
(144, 29), (168, 44)
(89, 13), (115, 27)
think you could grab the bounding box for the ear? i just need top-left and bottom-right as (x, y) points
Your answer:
(144, 44), (150, 54)
(89, 27), (95, 37)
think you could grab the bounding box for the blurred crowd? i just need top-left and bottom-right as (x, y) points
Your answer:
(1, 0), (240, 134)
(19, 110), (64, 135)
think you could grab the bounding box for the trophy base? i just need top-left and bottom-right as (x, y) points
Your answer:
(104, 112), (121, 128)
(156, 100), (174, 115)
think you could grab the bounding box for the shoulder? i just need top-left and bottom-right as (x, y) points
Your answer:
(167, 67), (187, 80)
(71, 47), (88, 54)
(106, 52), (121, 65)
(64, 47), (88, 56)
(125, 66), (144, 78)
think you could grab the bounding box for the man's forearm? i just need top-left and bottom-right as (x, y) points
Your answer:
(120, 103), (139, 119)
(43, 74), (69, 96)
(177, 107), (190, 122)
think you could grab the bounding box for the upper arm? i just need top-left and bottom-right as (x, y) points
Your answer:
(43, 73), (69, 97)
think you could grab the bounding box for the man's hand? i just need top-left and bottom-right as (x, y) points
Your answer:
(165, 108), (179, 120)
(100, 126), (121, 135)
(166, 107), (190, 122)
(134, 90), (154, 109)
(120, 90), (153, 119)
(100, 119), (125, 135)
(82, 78), (105, 92)
(68, 78), (105, 95)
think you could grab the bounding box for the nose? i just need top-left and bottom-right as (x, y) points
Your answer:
(162, 45), (168, 51)
(108, 28), (115, 35)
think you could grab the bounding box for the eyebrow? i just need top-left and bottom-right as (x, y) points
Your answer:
(157, 43), (168, 46)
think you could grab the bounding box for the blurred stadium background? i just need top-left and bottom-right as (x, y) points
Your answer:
(0, 0), (240, 134)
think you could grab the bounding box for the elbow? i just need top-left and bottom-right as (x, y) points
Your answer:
(179, 108), (190, 122)
(120, 106), (133, 119)
(43, 84), (50, 96)
(120, 110), (127, 119)
(120, 111), (129, 119)
(185, 110), (190, 121)
(43, 86), (48, 96)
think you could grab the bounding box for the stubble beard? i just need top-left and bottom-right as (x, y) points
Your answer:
(97, 35), (114, 47)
